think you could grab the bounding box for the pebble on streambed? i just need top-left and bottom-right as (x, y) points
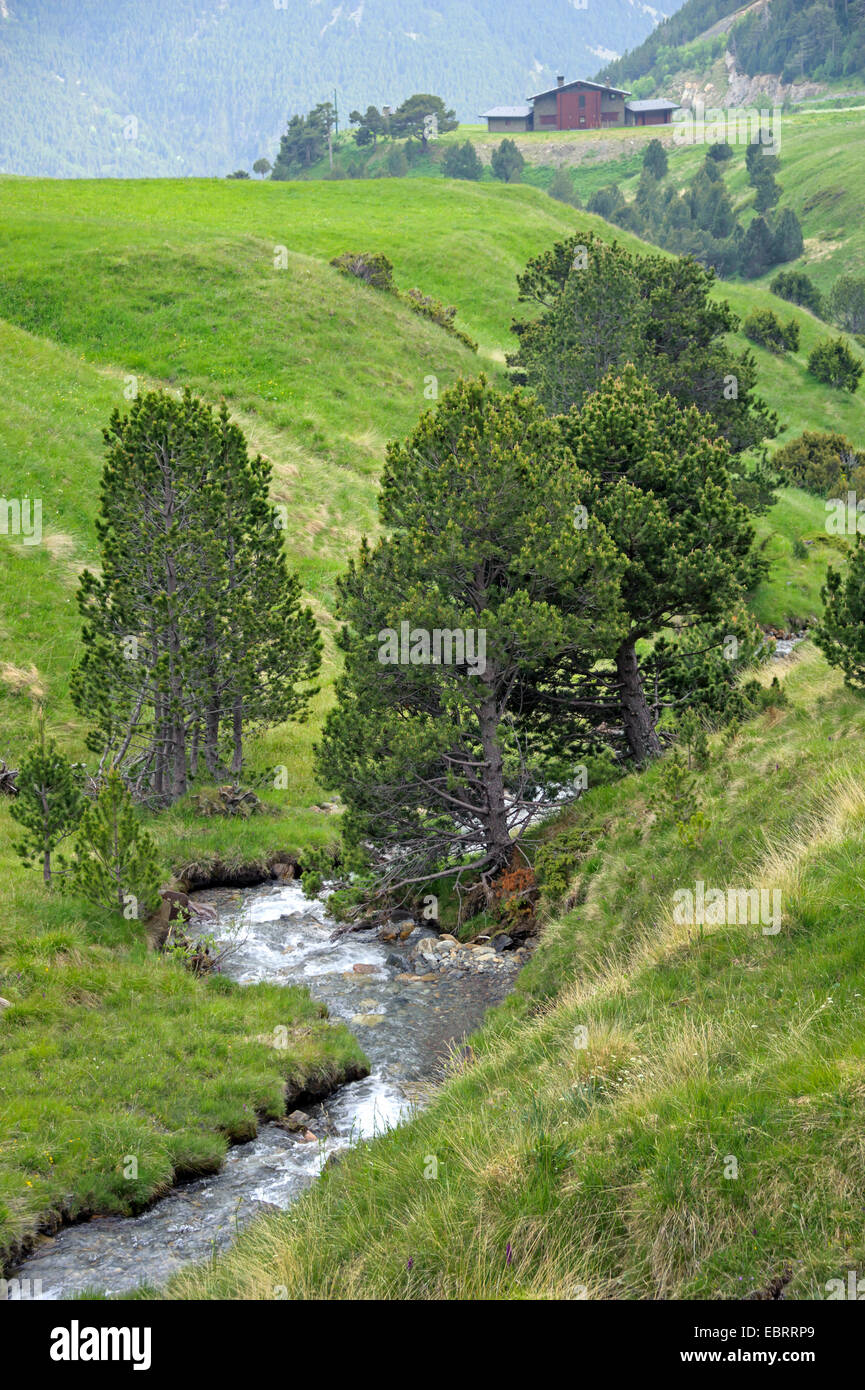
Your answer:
(405, 931), (529, 978)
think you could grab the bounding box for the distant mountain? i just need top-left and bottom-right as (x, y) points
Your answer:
(594, 0), (865, 98)
(0, 0), (687, 177)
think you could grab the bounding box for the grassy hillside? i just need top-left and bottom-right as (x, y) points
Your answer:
(0, 176), (578, 360)
(440, 109), (865, 279)
(0, 318), (375, 1269)
(164, 644), (865, 1300)
(2, 172), (863, 422)
(422, 108), (865, 305)
(605, 107), (865, 300)
(0, 186), (491, 1266)
(2, 172), (863, 1278)
(0, 879), (367, 1266)
(1, 174), (862, 825)
(749, 487), (849, 629)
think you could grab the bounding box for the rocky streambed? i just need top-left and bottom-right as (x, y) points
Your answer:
(7, 880), (523, 1300)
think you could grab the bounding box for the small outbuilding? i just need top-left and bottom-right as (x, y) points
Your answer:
(624, 98), (680, 126)
(482, 104), (533, 133)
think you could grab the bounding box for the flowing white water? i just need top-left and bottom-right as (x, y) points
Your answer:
(7, 880), (511, 1299)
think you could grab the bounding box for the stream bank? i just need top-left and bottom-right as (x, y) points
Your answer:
(7, 879), (521, 1299)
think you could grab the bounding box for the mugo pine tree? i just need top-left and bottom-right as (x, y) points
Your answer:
(317, 378), (624, 898)
(559, 367), (763, 762)
(10, 713), (84, 885)
(71, 391), (321, 802)
(72, 768), (161, 919)
(509, 233), (776, 455)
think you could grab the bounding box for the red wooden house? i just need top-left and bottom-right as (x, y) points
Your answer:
(483, 77), (678, 134)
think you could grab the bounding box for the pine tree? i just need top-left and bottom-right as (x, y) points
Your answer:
(9, 714), (84, 884)
(390, 94), (458, 148)
(816, 540), (865, 690)
(772, 207), (804, 264)
(509, 235), (645, 414)
(642, 138), (668, 180)
(190, 403), (322, 777)
(770, 269), (823, 316)
(316, 377), (624, 894)
(491, 138), (524, 183)
(687, 165), (736, 239)
(586, 184), (624, 219)
(72, 769), (162, 917)
(72, 390), (226, 801)
(559, 366), (763, 762)
(808, 338), (864, 393)
(72, 391), (321, 800)
(828, 275), (865, 335)
(739, 215), (776, 278)
(509, 231), (776, 454)
(548, 167), (579, 205)
(442, 140), (483, 181)
(753, 170), (781, 213)
(635, 169), (662, 227)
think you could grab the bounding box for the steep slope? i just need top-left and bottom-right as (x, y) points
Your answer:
(0, 205), (484, 1268)
(572, 107), (865, 297)
(2, 176), (862, 426)
(164, 644), (865, 1300)
(0, 0), (687, 177)
(0, 174), (863, 755)
(596, 0), (865, 99)
(434, 106), (865, 349)
(0, 208), (482, 767)
(2, 175), (861, 884)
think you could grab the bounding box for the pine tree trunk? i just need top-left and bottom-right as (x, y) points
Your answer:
(203, 617), (220, 778)
(227, 531), (243, 778)
(113, 801), (124, 912)
(477, 688), (512, 877)
(40, 786), (52, 885)
(153, 695), (165, 799)
(164, 552), (187, 800)
(231, 694), (243, 776)
(204, 694), (220, 778)
(171, 710), (187, 800)
(616, 637), (662, 763)
(189, 723), (199, 779)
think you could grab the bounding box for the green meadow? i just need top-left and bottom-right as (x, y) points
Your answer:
(1, 159), (864, 1285)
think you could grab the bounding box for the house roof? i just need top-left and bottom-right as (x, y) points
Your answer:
(625, 98), (681, 112)
(483, 105), (532, 118)
(528, 78), (630, 100)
